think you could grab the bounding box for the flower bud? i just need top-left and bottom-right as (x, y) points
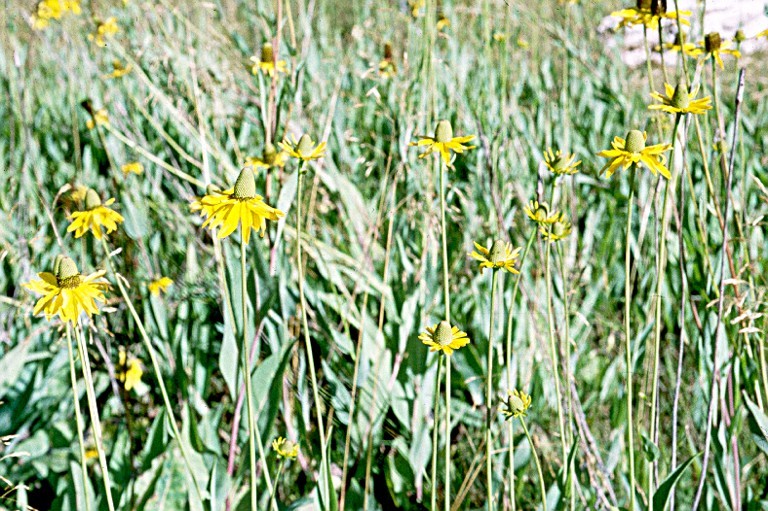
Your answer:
(297, 134), (314, 156)
(263, 143), (278, 165)
(625, 130), (646, 154)
(233, 168), (256, 199)
(434, 320), (453, 346)
(435, 120), (453, 143)
(734, 29), (746, 43)
(85, 188), (102, 210)
(260, 42), (274, 64)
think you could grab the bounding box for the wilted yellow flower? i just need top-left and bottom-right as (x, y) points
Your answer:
(524, 200), (558, 225)
(250, 43), (288, 77)
(701, 32), (740, 69)
(88, 17), (119, 47)
(501, 389), (532, 419)
(543, 148), (581, 175)
(121, 162), (144, 175)
(191, 168), (284, 244)
(470, 240), (521, 274)
(540, 213), (572, 242)
(104, 59), (132, 79)
(272, 437), (299, 460)
(148, 277), (173, 296)
(118, 349), (144, 392)
(411, 120), (475, 166)
(23, 256), (109, 325)
(245, 143), (289, 170)
(610, 0), (690, 30)
(598, 130), (671, 179)
(649, 83), (711, 115)
(279, 134), (326, 162)
(419, 320), (470, 356)
(67, 189), (124, 240)
(86, 109), (109, 130)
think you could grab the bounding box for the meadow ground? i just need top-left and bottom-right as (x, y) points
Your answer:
(1, 0), (768, 510)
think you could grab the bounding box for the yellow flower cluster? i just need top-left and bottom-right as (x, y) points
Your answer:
(32, 0), (81, 30)
(88, 17), (119, 47)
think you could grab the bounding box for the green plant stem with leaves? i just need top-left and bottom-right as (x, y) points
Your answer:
(99, 237), (205, 504)
(486, 269), (499, 510)
(73, 324), (116, 511)
(545, 241), (567, 464)
(504, 228), (536, 510)
(520, 418), (547, 511)
(66, 324), (91, 511)
(624, 165), (638, 510)
(296, 160), (330, 506)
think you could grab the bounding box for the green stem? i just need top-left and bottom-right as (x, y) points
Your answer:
(545, 242), (567, 463)
(520, 419), (547, 511)
(268, 459), (285, 510)
(99, 238), (204, 504)
(296, 162), (329, 504)
(241, 236), (259, 511)
(431, 355), (444, 511)
(74, 325), (116, 511)
(445, 355), (452, 511)
(439, 159), (451, 322)
(66, 325), (92, 511)
(648, 114), (682, 507)
(556, 243), (575, 511)
(486, 270), (499, 510)
(504, 229), (536, 510)
(624, 166), (637, 511)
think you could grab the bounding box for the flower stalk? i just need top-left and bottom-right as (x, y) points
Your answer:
(66, 324), (92, 511)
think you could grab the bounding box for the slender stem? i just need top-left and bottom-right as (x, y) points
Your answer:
(504, 229), (536, 510)
(241, 237), (259, 511)
(648, 114), (682, 506)
(439, 159), (451, 322)
(520, 419), (547, 511)
(445, 355), (452, 511)
(296, 162), (329, 502)
(99, 238), (205, 503)
(74, 325), (116, 511)
(556, 243), (575, 511)
(545, 242), (567, 463)
(66, 325), (92, 511)
(486, 270), (499, 510)
(268, 460), (285, 510)
(431, 355), (444, 511)
(624, 166), (637, 511)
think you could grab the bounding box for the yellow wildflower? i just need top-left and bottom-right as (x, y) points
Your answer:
(88, 17), (119, 48)
(245, 143), (289, 170)
(649, 83), (712, 115)
(23, 256), (109, 325)
(67, 189), (124, 240)
(272, 437), (299, 460)
(436, 14), (450, 31)
(419, 321), (470, 356)
(540, 213), (572, 242)
(470, 240), (521, 274)
(121, 162), (144, 175)
(148, 277), (173, 296)
(411, 120), (475, 166)
(377, 43), (397, 79)
(701, 32), (740, 69)
(543, 147), (581, 175)
(104, 60), (132, 79)
(250, 43), (288, 77)
(524, 200), (558, 225)
(190, 168), (284, 244)
(118, 349), (144, 392)
(598, 130), (671, 179)
(32, 0), (81, 30)
(86, 109), (109, 130)
(610, 0), (690, 29)
(501, 389), (532, 420)
(279, 134), (326, 162)
(517, 38), (530, 49)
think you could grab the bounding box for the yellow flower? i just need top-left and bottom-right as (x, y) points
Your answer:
(67, 189), (124, 240)
(598, 130), (672, 179)
(23, 256), (109, 325)
(32, 0), (80, 29)
(411, 120), (475, 166)
(436, 14), (450, 31)
(649, 83), (711, 116)
(104, 59), (132, 79)
(86, 109), (109, 130)
(121, 162), (144, 175)
(540, 213), (572, 242)
(148, 277), (173, 296)
(662, 35), (702, 58)
(470, 240), (521, 274)
(272, 437), (299, 460)
(250, 43), (288, 77)
(245, 143), (289, 170)
(118, 348), (144, 392)
(279, 134), (326, 162)
(610, 2), (690, 30)
(524, 200), (558, 225)
(409, 0), (424, 17)
(701, 32), (740, 69)
(419, 321), (470, 356)
(70, 185), (89, 204)
(190, 168), (284, 244)
(516, 38), (529, 49)
(757, 29), (768, 39)
(543, 147), (581, 175)
(493, 32), (508, 42)
(501, 389), (532, 420)
(88, 17), (119, 47)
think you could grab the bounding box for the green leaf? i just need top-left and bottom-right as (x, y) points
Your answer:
(651, 453), (700, 511)
(558, 436), (579, 501)
(745, 396), (768, 457)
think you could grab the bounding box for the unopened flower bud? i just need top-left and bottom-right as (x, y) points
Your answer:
(85, 188), (102, 210)
(435, 120), (453, 143)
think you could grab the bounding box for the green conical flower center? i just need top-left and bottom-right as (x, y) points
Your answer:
(533, 205), (548, 221)
(553, 154), (571, 171)
(636, 0), (651, 11)
(625, 130), (646, 154)
(553, 221), (568, 237)
(85, 188), (102, 210)
(263, 143), (277, 165)
(435, 120), (453, 143)
(261, 42), (274, 64)
(508, 394), (525, 415)
(434, 321), (453, 346)
(671, 84), (689, 109)
(56, 256), (82, 288)
(233, 168), (256, 199)
(297, 134), (314, 156)
(489, 240), (507, 264)
(704, 32), (721, 53)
